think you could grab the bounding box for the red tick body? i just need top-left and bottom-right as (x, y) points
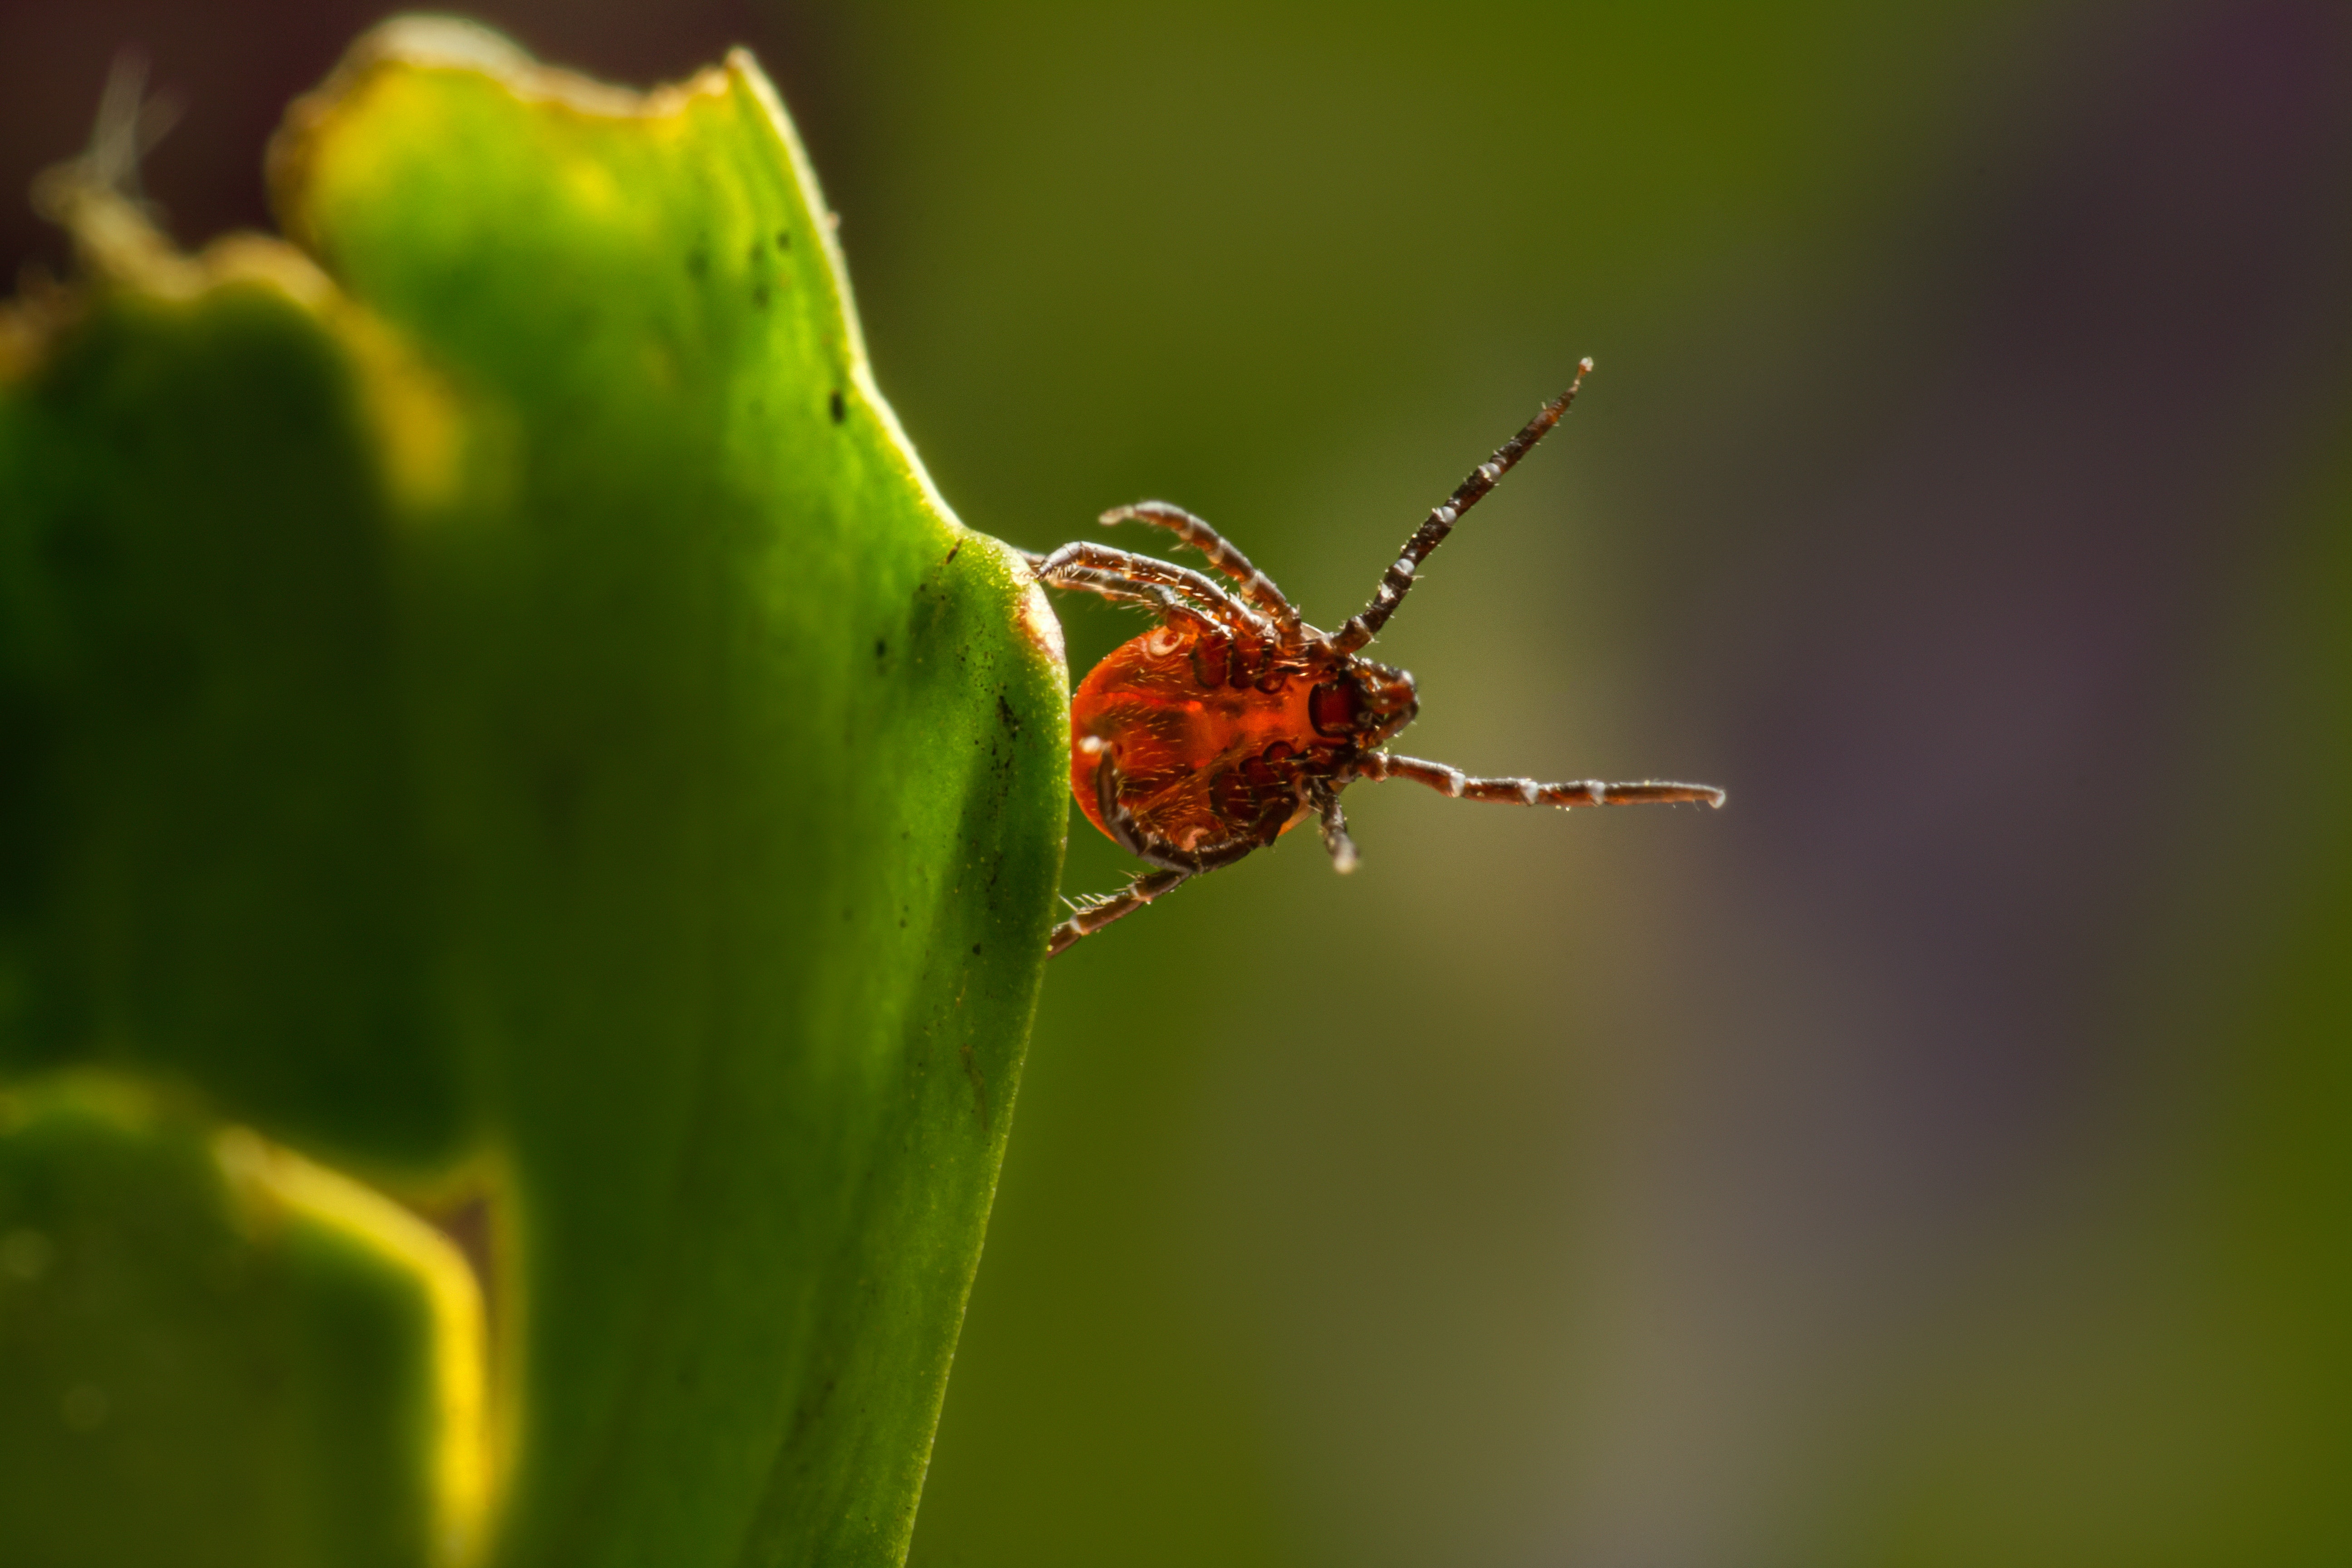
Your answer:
(1029, 361), (1725, 957)
(1069, 627), (1382, 858)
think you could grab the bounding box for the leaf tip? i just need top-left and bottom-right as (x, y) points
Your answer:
(995, 540), (1068, 673)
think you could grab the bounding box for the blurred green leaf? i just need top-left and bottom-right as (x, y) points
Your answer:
(0, 17), (1068, 1567)
(0, 1074), (485, 1568)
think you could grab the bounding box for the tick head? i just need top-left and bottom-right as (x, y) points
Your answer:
(1309, 657), (1417, 746)
(1351, 657), (1419, 746)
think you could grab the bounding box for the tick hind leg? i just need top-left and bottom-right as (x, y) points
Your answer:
(1099, 502), (1302, 631)
(1051, 748), (1266, 957)
(1360, 753), (1726, 809)
(1048, 867), (1191, 957)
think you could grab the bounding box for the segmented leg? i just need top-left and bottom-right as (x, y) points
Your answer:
(1099, 502), (1301, 629)
(1312, 783), (1358, 873)
(1085, 740), (1157, 862)
(1048, 868), (1191, 957)
(1033, 542), (1272, 638)
(1039, 565), (1225, 641)
(1051, 749), (1259, 958)
(1080, 742), (1266, 872)
(1358, 752), (1725, 809)
(1332, 358), (1594, 654)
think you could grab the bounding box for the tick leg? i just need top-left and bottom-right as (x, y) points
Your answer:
(1087, 741), (1157, 862)
(1359, 752), (1726, 809)
(1047, 868), (1191, 957)
(1019, 551), (1155, 611)
(1332, 359), (1594, 654)
(1099, 502), (1302, 630)
(1053, 744), (1264, 955)
(1034, 542), (1272, 638)
(1043, 566), (1225, 641)
(1088, 742), (1269, 872)
(1311, 783), (1358, 873)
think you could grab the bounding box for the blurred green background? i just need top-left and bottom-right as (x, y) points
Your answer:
(5, 3), (2349, 1564)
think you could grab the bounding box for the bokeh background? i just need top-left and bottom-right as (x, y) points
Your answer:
(7, 2), (2350, 1563)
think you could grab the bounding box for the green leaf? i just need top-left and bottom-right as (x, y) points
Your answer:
(0, 18), (1068, 1567)
(0, 1075), (490, 1568)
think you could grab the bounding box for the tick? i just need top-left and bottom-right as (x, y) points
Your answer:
(1027, 359), (1724, 957)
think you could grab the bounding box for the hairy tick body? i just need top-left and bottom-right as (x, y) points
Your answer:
(1029, 361), (1724, 957)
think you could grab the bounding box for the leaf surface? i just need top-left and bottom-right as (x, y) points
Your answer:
(0, 19), (1068, 1566)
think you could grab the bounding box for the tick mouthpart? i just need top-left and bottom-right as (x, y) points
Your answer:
(1357, 665), (1417, 716)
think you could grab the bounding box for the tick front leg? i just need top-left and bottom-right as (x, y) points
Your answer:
(1360, 753), (1726, 809)
(1331, 360), (1594, 654)
(1048, 868), (1193, 957)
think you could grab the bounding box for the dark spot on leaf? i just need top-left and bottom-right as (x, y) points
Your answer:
(829, 389), (846, 423)
(996, 692), (1019, 732)
(942, 540), (963, 568)
(960, 1039), (990, 1128)
(787, 1376), (841, 1446)
(748, 239), (765, 264)
(686, 248), (709, 279)
(754, 283), (770, 309)
(971, 943), (982, 955)
(875, 637), (887, 660)
(776, 228), (791, 249)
